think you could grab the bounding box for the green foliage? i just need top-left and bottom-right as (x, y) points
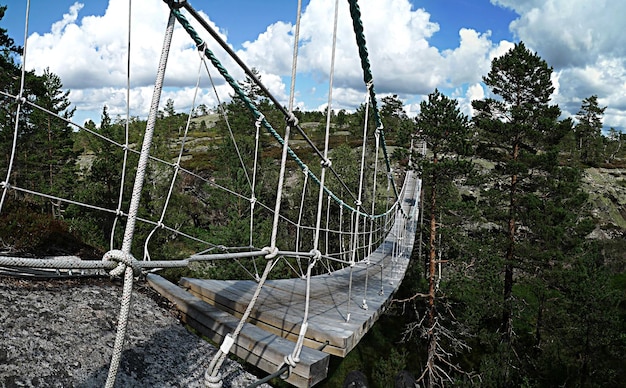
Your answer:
(575, 95), (606, 165)
(0, 13), (624, 386)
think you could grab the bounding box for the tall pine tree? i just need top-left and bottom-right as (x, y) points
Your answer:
(411, 89), (472, 386)
(471, 42), (576, 386)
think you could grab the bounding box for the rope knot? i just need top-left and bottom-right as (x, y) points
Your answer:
(196, 40), (206, 52)
(309, 249), (322, 260)
(15, 94), (26, 104)
(103, 250), (142, 277)
(249, 196), (257, 205)
(263, 246), (279, 259)
(284, 354), (297, 368)
(280, 355), (296, 379)
(355, 200), (362, 207)
(204, 371), (223, 388)
(320, 158), (332, 168)
(0, 181), (9, 189)
(166, 0), (187, 9)
(255, 113), (265, 129)
(286, 112), (299, 127)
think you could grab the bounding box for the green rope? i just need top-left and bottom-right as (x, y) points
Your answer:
(164, 3), (391, 218)
(346, 0), (402, 209)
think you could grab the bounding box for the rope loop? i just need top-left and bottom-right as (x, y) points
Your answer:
(204, 371), (223, 388)
(263, 246), (279, 259)
(103, 249), (142, 277)
(196, 40), (206, 52)
(255, 113), (265, 129)
(15, 94), (26, 104)
(280, 355), (296, 379)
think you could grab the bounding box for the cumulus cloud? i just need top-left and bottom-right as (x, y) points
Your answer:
(26, 0), (244, 122)
(493, 0), (626, 130)
(22, 0), (626, 131)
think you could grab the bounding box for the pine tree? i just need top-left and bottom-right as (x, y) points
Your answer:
(381, 94), (413, 148)
(25, 69), (77, 209)
(471, 42), (576, 386)
(411, 89), (472, 386)
(575, 95), (605, 165)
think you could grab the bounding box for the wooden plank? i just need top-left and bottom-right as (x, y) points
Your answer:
(181, 278), (355, 353)
(180, 271), (405, 357)
(147, 274), (330, 387)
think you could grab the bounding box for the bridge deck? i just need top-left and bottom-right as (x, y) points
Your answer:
(150, 172), (420, 386)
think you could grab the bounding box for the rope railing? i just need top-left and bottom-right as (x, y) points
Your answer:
(167, 1), (397, 221)
(0, 0), (421, 386)
(346, 0), (403, 215)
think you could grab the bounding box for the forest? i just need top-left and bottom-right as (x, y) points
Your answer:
(1, 4), (626, 387)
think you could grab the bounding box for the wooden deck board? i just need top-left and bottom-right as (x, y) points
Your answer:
(147, 274), (329, 387)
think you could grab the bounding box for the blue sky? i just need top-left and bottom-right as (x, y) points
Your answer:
(3, 0), (625, 131)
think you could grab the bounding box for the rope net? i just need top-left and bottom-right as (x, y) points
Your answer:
(0, 0), (419, 386)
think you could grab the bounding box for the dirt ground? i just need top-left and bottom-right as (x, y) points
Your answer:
(0, 275), (268, 388)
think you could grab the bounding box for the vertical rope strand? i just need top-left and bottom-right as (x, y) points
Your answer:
(110, 0), (133, 251)
(144, 53), (204, 261)
(104, 11), (176, 388)
(313, 0), (340, 251)
(269, 0), (302, 250)
(0, 0), (30, 213)
(350, 86), (371, 264)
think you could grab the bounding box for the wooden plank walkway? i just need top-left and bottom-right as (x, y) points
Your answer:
(147, 273), (330, 387)
(149, 171), (420, 386)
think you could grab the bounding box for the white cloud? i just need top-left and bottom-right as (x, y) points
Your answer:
(492, 0), (626, 130)
(26, 0), (242, 124)
(21, 0), (626, 131)
(442, 29), (493, 85)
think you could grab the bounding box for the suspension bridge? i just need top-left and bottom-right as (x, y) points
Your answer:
(0, 1), (422, 387)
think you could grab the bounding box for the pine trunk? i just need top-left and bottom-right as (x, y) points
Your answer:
(502, 141), (519, 342)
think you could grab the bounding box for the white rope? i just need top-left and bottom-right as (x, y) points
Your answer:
(268, 0), (302, 256)
(0, 0), (30, 213)
(288, 254), (317, 366)
(144, 51), (204, 261)
(248, 114), (263, 279)
(110, 0), (133, 252)
(294, 168), (309, 277)
(351, 84), (372, 264)
(313, 0), (340, 254)
(206, 259), (275, 384)
(104, 11), (176, 388)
